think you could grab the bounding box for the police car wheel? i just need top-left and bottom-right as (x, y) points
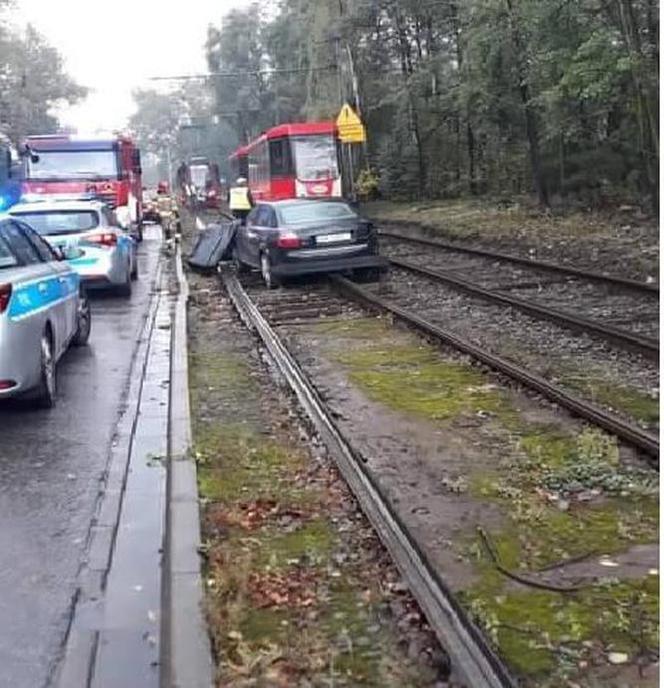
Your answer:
(36, 332), (56, 408)
(72, 292), (91, 346)
(118, 269), (132, 298)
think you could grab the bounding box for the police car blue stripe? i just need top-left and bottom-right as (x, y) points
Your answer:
(8, 272), (79, 320)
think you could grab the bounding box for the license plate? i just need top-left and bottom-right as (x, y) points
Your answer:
(317, 232), (351, 245)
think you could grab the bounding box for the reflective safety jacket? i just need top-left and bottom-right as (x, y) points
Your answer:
(156, 194), (177, 215)
(229, 186), (252, 211)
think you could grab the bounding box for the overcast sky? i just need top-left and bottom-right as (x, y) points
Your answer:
(13, 0), (249, 133)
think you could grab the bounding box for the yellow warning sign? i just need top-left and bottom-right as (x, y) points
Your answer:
(336, 103), (366, 143)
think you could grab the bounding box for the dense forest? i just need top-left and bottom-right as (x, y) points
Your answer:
(132, 0), (659, 211)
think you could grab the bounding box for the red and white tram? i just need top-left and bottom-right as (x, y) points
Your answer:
(228, 122), (341, 201)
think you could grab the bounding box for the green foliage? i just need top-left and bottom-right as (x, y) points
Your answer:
(0, 24), (86, 143)
(198, 0), (658, 209)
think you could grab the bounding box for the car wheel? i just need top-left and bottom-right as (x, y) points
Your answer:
(260, 252), (280, 290)
(118, 267), (132, 297)
(35, 331), (56, 408)
(233, 247), (249, 275)
(72, 291), (91, 346)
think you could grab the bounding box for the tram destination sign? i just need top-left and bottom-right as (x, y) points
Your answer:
(336, 103), (366, 143)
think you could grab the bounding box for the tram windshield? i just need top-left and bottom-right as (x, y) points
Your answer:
(292, 135), (338, 181)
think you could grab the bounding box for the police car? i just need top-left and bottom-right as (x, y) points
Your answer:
(9, 198), (137, 297)
(0, 216), (91, 407)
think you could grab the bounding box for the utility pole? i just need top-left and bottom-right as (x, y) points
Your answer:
(345, 43), (368, 161)
(166, 145), (173, 189)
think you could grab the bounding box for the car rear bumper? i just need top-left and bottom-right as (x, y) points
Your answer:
(0, 323), (40, 398)
(271, 251), (387, 277)
(73, 252), (128, 288)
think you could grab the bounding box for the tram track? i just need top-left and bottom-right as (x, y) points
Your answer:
(331, 276), (658, 460)
(220, 269), (517, 688)
(218, 265), (659, 684)
(216, 266), (658, 686)
(387, 256), (659, 361)
(380, 229), (659, 295)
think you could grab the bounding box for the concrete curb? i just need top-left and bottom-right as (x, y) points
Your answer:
(162, 243), (213, 688)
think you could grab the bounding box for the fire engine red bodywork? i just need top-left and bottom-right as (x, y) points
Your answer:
(21, 134), (143, 224)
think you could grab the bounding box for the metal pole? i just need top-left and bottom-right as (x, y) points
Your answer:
(166, 145), (173, 189)
(334, 36), (344, 105)
(347, 142), (355, 201)
(345, 44), (369, 161)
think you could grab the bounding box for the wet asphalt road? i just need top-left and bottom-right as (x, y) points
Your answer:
(0, 227), (161, 688)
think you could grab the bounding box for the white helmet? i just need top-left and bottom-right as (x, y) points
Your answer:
(236, 177), (247, 186)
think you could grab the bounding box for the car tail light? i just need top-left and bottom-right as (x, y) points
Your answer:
(0, 283), (11, 314)
(276, 232), (302, 249)
(85, 232), (117, 247)
(0, 380), (17, 390)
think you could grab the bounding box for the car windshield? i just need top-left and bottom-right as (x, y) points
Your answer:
(12, 210), (100, 236)
(190, 165), (209, 188)
(291, 135), (339, 181)
(0, 234), (17, 268)
(26, 150), (118, 180)
(278, 202), (356, 225)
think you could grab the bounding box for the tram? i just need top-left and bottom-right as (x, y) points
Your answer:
(176, 156), (223, 209)
(228, 122), (341, 201)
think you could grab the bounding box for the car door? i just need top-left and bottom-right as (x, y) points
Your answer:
(242, 205), (267, 267)
(2, 221), (65, 358)
(21, 222), (79, 347)
(249, 205), (274, 263)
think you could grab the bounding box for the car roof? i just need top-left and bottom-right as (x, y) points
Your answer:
(9, 198), (106, 214)
(261, 199), (350, 208)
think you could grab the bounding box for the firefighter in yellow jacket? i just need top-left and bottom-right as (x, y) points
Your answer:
(228, 177), (253, 223)
(156, 181), (179, 240)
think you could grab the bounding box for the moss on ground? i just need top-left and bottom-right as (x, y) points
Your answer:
(316, 316), (659, 685)
(561, 374), (659, 426)
(189, 333), (439, 685)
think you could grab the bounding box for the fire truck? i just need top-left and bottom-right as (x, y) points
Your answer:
(21, 134), (144, 240)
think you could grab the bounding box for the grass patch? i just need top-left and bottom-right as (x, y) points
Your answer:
(333, 334), (515, 423)
(562, 374), (659, 426)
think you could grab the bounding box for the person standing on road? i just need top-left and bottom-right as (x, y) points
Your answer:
(228, 177), (253, 223)
(156, 181), (179, 244)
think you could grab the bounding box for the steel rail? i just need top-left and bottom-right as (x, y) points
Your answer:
(380, 229), (659, 295)
(389, 256), (659, 361)
(220, 270), (518, 688)
(332, 276), (659, 459)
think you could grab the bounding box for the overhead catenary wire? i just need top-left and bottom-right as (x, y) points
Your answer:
(149, 65), (337, 81)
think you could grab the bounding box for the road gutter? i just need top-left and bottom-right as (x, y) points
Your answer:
(55, 257), (166, 687)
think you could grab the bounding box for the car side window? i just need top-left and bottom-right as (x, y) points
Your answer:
(4, 221), (43, 265)
(101, 207), (114, 226)
(245, 207), (259, 225)
(20, 223), (58, 263)
(255, 205), (271, 227)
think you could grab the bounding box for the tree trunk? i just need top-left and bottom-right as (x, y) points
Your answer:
(450, 0), (478, 197)
(505, 0), (549, 208)
(467, 121), (477, 195)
